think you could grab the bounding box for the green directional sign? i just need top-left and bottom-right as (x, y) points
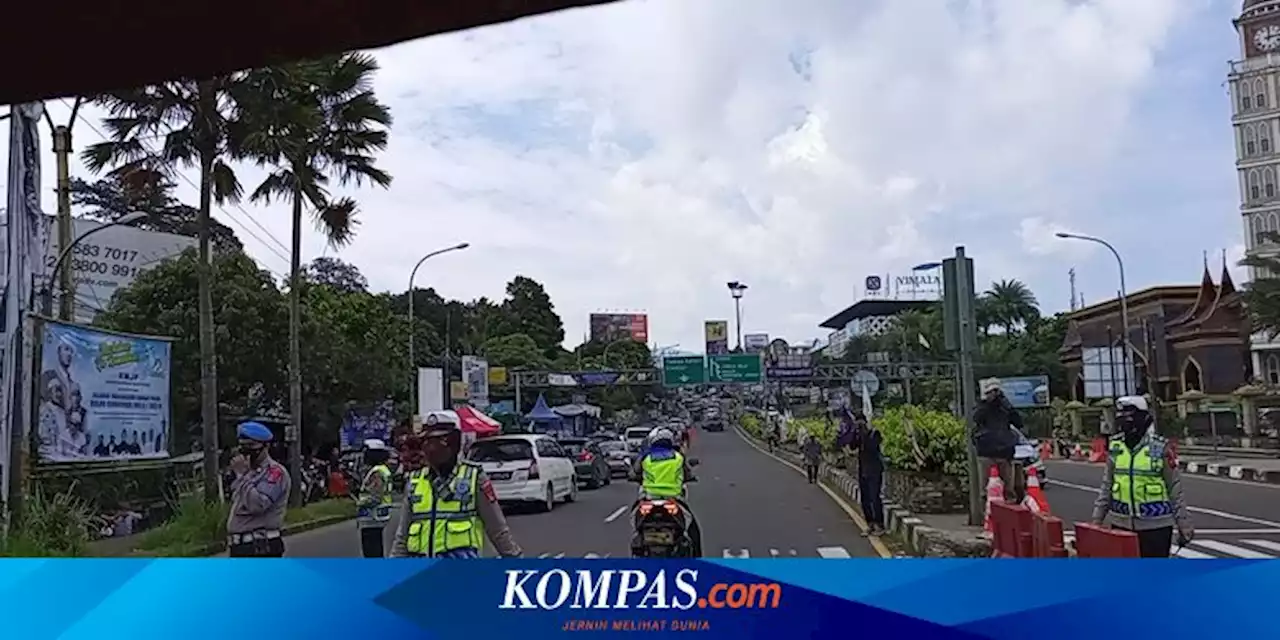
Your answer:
(662, 355), (707, 386)
(708, 353), (763, 383)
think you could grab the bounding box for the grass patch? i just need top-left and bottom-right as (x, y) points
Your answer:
(129, 498), (356, 557)
(0, 486), (100, 557)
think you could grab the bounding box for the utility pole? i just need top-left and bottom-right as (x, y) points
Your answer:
(943, 247), (981, 526)
(44, 99), (82, 321)
(1069, 268), (1078, 312)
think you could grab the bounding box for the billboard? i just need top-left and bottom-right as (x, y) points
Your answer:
(743, 333), (769, 353)
(461, 356), (490, 408)
(0, 215), (199, 323)
(704, 320), (729, 355)
(37, 321), (172, 463)
(995, 375), (1051, 408)
(417, 367), (443, 414)
(764, 338), (814, 379)
(588, 313), (649, 343)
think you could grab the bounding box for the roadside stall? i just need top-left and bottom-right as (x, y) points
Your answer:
(456, 405), (502, 455)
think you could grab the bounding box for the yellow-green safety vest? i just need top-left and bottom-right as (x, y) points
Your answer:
(641, 451), (685, 498)
(404, 463), (485, 556)
(358, 464), (394, 523)
(1107, 435), (1173, 520)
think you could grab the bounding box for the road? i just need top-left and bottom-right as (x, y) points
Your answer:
(1045, 459), (1280, 558)
(278, 427), (880, 558)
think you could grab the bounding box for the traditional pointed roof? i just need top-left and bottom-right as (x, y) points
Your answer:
(1172, 250), (1246, 338)
(1168, 254), (1216, 328)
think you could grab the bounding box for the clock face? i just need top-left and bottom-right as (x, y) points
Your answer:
(1255, 24), (1280, 52)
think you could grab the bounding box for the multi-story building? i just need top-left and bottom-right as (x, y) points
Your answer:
(1231, 0), (1280, 376)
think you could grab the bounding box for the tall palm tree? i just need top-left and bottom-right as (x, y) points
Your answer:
(83, 79), (245, 503)
(237, 53), (392, 505)
(983, 279), (1040, 335)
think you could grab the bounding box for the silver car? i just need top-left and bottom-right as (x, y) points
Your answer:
(1012, 427), (1047, 486)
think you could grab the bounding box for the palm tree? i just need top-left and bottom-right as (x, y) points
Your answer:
(1241, 233), (1280, 339)
(982, 279), (1040, 335)
(83, 78), (245, 503)
(237, 53), (392, 505)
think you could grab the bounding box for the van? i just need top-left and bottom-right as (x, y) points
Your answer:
(625, 427), (651, 451)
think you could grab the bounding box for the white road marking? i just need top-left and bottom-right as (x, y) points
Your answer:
(538, 553), (552, 558)
(1193, 539), (1275, 559)
(817, 546), (852, 558)
(604, 505), (630, 523)
(1174, 546), (1215, 559)
(584, 553), (601, 559)
(1050, 479), (1280, 528)
(769, 548), (779, 557)
(1241, 539), (1280, 554)
(723, 548), (750, 558)
(553, 552), (566, 559)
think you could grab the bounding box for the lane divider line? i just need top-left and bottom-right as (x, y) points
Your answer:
(604, 505), (630, 523)
(732, 425), (893, 559)
(1050, 478), (1280, 529)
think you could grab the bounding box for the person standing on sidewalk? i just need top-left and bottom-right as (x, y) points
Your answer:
(355, 439), (394, 558)
(1091, 396), (1193, 558)
(226, 422), (290, 557)
(849, 412), (885, 536)
(801, 434), (823, 484)
(972, 378), (1025, 506)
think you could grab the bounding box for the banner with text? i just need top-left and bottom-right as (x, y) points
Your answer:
(462, 356), (490, 408)
(743, 333), (769, 353)
(704, 320), (729, 355)
(37, 321), (171, 463)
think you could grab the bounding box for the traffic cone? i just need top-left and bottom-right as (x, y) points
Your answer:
(1071, 444), (1084, 460)
(983, 464), (1004, 533)
(1023, 466), (1050, 515)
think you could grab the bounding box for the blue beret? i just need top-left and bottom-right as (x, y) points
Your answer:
(236, 421), (274, 443)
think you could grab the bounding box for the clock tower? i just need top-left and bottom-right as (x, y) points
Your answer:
(1232, 0), (1280, 382)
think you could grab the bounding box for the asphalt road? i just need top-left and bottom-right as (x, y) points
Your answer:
(1044, 459), (1280, 558)
(277, 428), (879, 559)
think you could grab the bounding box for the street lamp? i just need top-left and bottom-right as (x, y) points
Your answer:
(1056, 231), (1131, 395)
(408, 242), (470, 414)
(727, 281), (748, 352)
(42, 211), (148, 318)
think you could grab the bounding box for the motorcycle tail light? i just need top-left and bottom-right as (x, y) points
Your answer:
(663, 502), (680, 516)
(638, 502), (653, 516)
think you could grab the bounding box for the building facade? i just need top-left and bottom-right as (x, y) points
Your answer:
(1231, 0), (1280, 374)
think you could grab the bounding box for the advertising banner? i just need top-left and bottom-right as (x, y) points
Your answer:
(462, 356), (490, 407)
(417, 367), (443, 414)
(488, 366), (508, 386)
(764, 338), (813, 378)
(743, 333), (769, 353)
(450, 381), (469, 401)
(588, 313), (649, 343)
(996, 375), (1051, 408)
(704, 320), (729, 355)
(36, 321), (171, 462)
(339, 400), (394, 449)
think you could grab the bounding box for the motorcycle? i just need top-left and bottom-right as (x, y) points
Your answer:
(629, 458), (700, 558)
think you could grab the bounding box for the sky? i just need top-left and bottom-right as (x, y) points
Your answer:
(0, 0), (1258, 352)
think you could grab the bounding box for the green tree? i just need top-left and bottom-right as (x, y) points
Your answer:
(1242, 235), (1280, 338)
(482, 333), (551, 370)
(303, 256), (368, 292)
(94, 249), (289, 454)
(70, 172), (242, 252)
(499, 276), (566, 354)
(238, 53), (392, 504)
(981, 279), (1040, 335)
(84, 77), (248, 502)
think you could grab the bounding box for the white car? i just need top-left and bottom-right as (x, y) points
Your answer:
(624, 427), (651, 452)
(468, 435), (577, 511)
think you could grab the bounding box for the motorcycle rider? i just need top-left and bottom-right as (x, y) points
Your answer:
(355, 439), (394, 558)
(630, 427), (702, 556)
(389, 411), (522, 558)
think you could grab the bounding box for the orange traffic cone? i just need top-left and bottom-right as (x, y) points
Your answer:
(983, 464), (1004, 533)
(1070, 444), (1084, 460)
(1022, 466), (1050, 515)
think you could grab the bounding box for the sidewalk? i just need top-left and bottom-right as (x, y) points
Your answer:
(1178, 455), (1280, 484)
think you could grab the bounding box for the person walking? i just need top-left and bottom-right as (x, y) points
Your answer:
(849, 412), (885, 535)
(801, 434), (822, 484)
(1091, 396), (1193, 557)
(972, 378), (1025, 506)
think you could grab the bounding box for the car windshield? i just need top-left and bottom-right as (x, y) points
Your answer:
(626, 429), (649, 440)
(559, 441), (587, 454)
(598, 441), (623, 453)
(469, 439), (534, 462)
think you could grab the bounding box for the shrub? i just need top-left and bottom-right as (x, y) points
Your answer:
(1, 486), (99, 557)
(874, 405), (968, 476)
(135, 495), (228, 555)
(741, 413), (762, 437)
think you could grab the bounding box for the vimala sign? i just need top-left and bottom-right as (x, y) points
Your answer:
(895, 274), (940, 288)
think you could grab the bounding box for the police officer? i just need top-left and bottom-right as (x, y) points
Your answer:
(227, 421), (291, 557)
(355, 439), (395, 558)
(389, 411), (522, 558)
(630, 427), (702, 556)
(1091, 396), (1193, 557)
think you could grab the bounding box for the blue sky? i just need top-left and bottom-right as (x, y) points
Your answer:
(5, 0), (1258, 350)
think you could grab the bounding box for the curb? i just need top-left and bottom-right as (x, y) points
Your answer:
(127, 512), (357, 557)
(1179, 460), (1280, 484)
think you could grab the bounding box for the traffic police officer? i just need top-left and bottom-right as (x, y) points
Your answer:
(227, 421), (291, 557)
(389, 411), (522, 558)
(356, 439), (395, 558)
(630, 427), (702, 556)
(1091, 396), (1193, 557)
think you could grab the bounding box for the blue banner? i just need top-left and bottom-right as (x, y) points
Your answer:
(0, 559), (1273, 638)
(340, 400), (395, 449)
(36, 321), (171, 463)
(996, 375), (1050, 408)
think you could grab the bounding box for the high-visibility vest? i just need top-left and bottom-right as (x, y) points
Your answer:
(641, 451), (685, 498)
(404, 463), (484, 556)
(1108, 435), (1172, 520)
(357, 464), (394, 525)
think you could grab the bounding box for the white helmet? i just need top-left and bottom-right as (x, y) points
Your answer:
(1116, 396), (1149, 412)
(363, 439), (387, 450)
(648, 427), (675, 447)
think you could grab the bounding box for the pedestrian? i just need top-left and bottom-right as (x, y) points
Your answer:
(389, 411), (522, 558)
(1091, 396), (1193, 558)
(971, 378), (1025, 506)
(226, 421), (291, 557)
(848, 411), (886, 535)
(802, 434), (822, 484)
(355, 439), (394, 558)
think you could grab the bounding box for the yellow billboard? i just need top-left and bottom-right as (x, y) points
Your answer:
(488, 366), (508, 386)
(704, 320), (729, 355)
(450, 381), (469, 401)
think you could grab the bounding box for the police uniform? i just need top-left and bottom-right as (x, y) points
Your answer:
(356, 439), (395, 558)
(631, 430), (702, 556)
(388, 412), (522, 558)
(227, 422), (291, 557)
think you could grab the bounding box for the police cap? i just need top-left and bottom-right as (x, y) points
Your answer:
(237, 421), (274, 443)
(420, 410), (461, 437)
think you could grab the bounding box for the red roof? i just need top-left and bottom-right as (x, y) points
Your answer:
(455, 406), (501, 438)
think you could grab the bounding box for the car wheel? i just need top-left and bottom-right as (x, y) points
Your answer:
(603, 469), (612, 486)
(539, 483), (555, 512)
(566, 478), (579, 503)
(585, 470), (601, 490)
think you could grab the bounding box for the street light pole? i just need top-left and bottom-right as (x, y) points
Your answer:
(407, 242), (470, 414)
(42, 212), (148, 318)
(1056, 232), (1131, 395)
(727, 281), (748, 351)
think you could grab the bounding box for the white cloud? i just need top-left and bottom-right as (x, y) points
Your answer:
(5, 0), (1245, 352)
